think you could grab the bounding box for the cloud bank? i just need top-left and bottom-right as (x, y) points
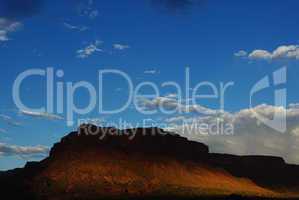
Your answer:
(235, 44), (299, 61)
(20, 110), (64, 120)
(0, 143), (49, 158)
(166, 104), (299, 164)
(137, 95), (219, 115)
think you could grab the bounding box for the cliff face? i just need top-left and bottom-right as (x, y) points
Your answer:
(49, 125), (209, 161)
(209, 153), (299, 189)
(0, 125), (299, 200)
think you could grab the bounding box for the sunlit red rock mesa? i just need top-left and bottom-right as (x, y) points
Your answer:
(1, 125), (299, 200)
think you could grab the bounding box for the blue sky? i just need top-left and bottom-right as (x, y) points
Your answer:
(1, 0), (299, 170)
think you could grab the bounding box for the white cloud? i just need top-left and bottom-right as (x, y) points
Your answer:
(0, 143), (49, 158)
(20, 110), (64, 120)
(0, 114), (22, 127)
(165, 93), (178, 99)
(249, 50), (272, 60)
(236, 44), (299, 61)
(289, 103), (299, 109)
(77, 40), (103, 58)
(63, 22), (88, 32)
(234, 50), (247, 57)
(113, 44), (130, 50)
(144, 70), (159, 74)
(167, 104), (299, 164)
(137, 96), (219, 115)
(272, 45), (299, 59)
(0, 30), (9, 41)
(165, 116), (191, 123)
(78, 117), (107, 127)
(0, 18), (22, 42)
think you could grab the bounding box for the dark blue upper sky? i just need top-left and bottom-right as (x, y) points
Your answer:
(1, 0), (299, 170)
